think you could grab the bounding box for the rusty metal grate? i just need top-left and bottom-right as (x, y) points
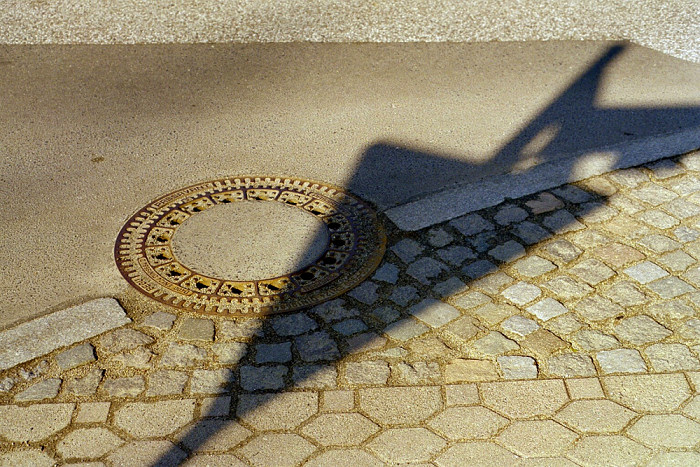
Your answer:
(115, 176), (385, 317)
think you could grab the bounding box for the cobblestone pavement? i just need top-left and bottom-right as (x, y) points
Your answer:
(3, 151), (700, 465)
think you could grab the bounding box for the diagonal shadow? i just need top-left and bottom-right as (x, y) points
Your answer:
(155, 44), (700, 465)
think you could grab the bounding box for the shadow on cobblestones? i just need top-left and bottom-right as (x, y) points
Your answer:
(155, 43), (700, 465)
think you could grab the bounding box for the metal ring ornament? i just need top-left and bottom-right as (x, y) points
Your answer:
(115, 176), (386, 317)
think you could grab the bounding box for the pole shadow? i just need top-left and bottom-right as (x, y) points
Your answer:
(155, 44), (700, 465)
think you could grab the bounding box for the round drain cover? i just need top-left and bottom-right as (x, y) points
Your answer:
(115, 176), (385, 317)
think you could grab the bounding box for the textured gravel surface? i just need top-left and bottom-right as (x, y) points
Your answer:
(1, 0), (698, 62)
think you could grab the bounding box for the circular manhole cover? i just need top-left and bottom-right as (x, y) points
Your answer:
(115, 176), (385, 317)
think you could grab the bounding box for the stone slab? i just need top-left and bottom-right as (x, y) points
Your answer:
(0, 298), (130, 370)
(386, 129), (700, 230)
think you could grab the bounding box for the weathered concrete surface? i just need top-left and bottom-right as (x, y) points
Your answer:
(0, 41), (699, 327)
(0, 299), (130, 369)
(0, 0), (697, 63)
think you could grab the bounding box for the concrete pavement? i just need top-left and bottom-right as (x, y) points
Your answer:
(1, 3), (700, 464)
(1, 1), (698, 63)
(1, 41), (699, 329)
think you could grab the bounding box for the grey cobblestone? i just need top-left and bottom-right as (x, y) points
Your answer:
(629, 183), (678, 205)
(408, 298), (460, 328)
(272, 313), (318, 336)
(348, 281), (380, 304)
(513, 221), (551, 244)
(638, 234), (681, 254)
(657, 250), (696, 271)
(191, 369), (235, 394)
(178, 318), (215, 342)
(609, 168), (648, 187)
(603, 281), (648, 306)
(494, 204), (528, 225)
(141, 311), (177, 331)
(292, 365), (337, 389)
(542, 239), (583, 263)
(112, 346), (154, 369)
(240, 366), (286, 391)
(147, 370), (188, 396)
(544, 209), (585, 232)
(388, 285), (418, 306)
(371, 306), (400, 323)
(427, 227), (453, 247)
(437, 245), (476, 265)
(501, 281), (541, 306)
(101, 376), (145, 398)
(501, 315), (540, 337)
(497, 356), (537, 379)
(637, 209), (679, 228)
(15, 378), (61, 401)
(572, 329), (621, 351)
(56, 343), (96, 371)
(372, 263), (399, 283)
(407, 257), (448, 284)
(526, 298), (568, 321)
(526, 192), (564, 214)
(547, 353), (597, 377)
(392, 362), (441, 385)
(390, 238), (424, 263)
(212, 342), (247, 364)
(574, 295), (624, 321)
(646, 276), (695, 298)
(471, 332), (519, 356)
(597, 349), (647, 374)
(462, 259), (498, 279)
(332, 319), (367, 336)
(63, 369), (103, 396)
(543, 276), (592, 300)
(217, 319), (263, 340)
(613, 315), (671, 344)
(296, 332), (340, 361)
(255, 342), (292, 363)
(344, 361), (390, 385)
(489, 240), (526, 263)
(512, 256), (556, 278)
(311, 299), (359, 322)
(663, 198), (700, 222)
(470, 302), (518, 325)
(645, 343), (700, 371)
(100, 328), (153, 354)
(570, 258), (615, 285)
(449, 213), (494, 237)
(159, 343), (209, 368)
(383, 318), (429, 341)
(471, 271), (514, 294)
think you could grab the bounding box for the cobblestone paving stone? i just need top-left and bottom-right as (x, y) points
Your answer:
(3, 152), (700, 465)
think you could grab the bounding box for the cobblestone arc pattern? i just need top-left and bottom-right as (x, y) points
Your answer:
(115, 176), (385, 317)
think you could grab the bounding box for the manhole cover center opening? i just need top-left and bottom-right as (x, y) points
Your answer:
(171, 200), (330, 281)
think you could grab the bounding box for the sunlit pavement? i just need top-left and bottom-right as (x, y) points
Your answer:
(2, 3), (700, 465)
(3, 152), (700, 465)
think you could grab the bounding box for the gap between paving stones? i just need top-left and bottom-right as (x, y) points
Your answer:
(4, 151), (700, 464)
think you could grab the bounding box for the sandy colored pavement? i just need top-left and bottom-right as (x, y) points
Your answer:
(1, 41), (699, 329)
(0, 0), (698, 63)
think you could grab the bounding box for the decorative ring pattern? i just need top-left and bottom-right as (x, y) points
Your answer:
(115, 176), (386, 317)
